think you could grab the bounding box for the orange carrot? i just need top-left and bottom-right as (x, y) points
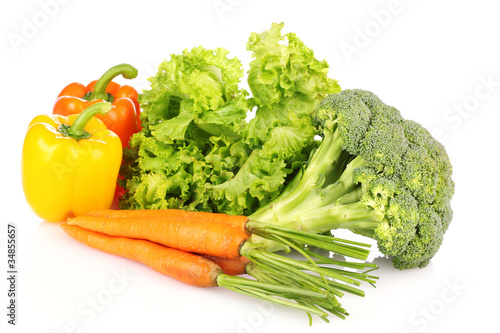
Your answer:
(200, 255), (251, 276)
(60, 224), (335, 320)
(85, 209), (250, 235)
(85, 209), (249, 233)
(61, 224), (222, 287)
(67, 216), (248, 259)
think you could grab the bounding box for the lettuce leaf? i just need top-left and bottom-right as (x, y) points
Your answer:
(120, 46), (250, 211)
(244, 22), (340, 146)
(210, 121), (317, 215)
(207, 23), (340, 214)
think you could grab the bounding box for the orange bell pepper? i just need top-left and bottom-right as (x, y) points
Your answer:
(53, 64), (141, 148)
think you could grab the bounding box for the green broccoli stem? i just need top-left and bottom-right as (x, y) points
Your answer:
(248, 127), (370, 252)
(249, 130), (345, 226)
(320, 155), (366, 205)
(298, 200), (384, 238)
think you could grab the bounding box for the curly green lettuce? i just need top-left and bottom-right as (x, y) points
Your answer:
(120, 46), (250, 211)
(120, 23), (340, 215)
(244, 22), (340, 146)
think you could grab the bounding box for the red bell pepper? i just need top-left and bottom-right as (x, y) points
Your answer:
(53, 64), (141, 148)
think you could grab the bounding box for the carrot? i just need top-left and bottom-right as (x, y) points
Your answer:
(67, 216), (248, 259)
(85, 209), (250, 235)
(66, 214), (377, 297)
(200, 255), (251, 276)
(60, 223), (335, 320)
(69, 208), (380, 309)
(61, 223), (221, 287)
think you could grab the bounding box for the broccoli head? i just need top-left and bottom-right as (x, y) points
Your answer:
(250, 89), (454, 269)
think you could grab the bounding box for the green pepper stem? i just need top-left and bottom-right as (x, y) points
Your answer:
(89, 64), (138, 101)
(65, 102), (112, 140)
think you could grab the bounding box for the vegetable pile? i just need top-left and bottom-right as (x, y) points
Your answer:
(119, 22), (454, 270)
(21, 21), (455, 324)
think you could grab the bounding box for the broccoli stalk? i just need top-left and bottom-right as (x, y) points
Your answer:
(249, 90), (454, 269)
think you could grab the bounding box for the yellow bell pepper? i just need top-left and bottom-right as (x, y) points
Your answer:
(21, 102), (123, 222)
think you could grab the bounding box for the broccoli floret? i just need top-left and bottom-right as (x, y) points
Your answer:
(397, 143), (439, 204)
(371, 181), (419, 256)
(250, 89), (454, 269)
(315, 92), (371, 155)
(359, 116), (408, 174)
(349, 89), (404, 125)
(392, 204), (444, 269)
(402, 120), (455, 209)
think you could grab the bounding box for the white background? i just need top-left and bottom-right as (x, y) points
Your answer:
(1, 0), (499, 332)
